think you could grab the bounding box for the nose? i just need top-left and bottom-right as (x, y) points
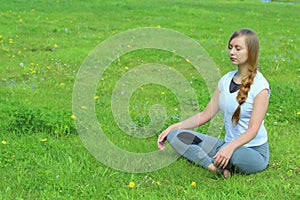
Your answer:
(229, 48), (235, 55)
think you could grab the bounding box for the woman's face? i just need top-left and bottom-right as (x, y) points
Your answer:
(228, 36), (248, 66)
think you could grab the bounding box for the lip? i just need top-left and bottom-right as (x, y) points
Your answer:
(230, 57), (237, 61)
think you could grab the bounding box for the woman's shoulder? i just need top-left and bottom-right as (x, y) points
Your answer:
(221, 70), (237, 80)
(254, 71), (269, 85)
(252, 70), (270, 96)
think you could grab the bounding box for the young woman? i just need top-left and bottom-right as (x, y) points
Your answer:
(157, 28), (270, 178)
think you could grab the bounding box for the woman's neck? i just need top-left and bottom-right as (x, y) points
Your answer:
(234, 65), (249, 83)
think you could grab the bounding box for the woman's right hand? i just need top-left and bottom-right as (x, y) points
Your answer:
(157, 127), (173, 150)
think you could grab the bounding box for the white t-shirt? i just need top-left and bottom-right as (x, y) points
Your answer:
(218, 70), (270, 147)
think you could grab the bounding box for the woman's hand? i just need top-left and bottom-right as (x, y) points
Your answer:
(213, 145), (235, 169)
(157, 127), (172, 150)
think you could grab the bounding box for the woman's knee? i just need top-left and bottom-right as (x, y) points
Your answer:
(167, 130), (180, 143)
(230, 147), (268, 174)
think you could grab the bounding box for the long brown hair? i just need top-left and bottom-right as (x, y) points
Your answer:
(230, 29), (259, 124)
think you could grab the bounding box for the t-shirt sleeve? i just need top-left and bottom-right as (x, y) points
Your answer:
(218, 77), (224, 91)
(252, 73), (270, 98)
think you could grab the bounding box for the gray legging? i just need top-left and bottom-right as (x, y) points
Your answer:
(167, 129), (269, 174)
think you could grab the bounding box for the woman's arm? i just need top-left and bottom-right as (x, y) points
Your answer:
(157, 88), (220, 150)
(213, 89), (269, 168)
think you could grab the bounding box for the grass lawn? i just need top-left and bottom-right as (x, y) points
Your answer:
(0, 0), (299, 199)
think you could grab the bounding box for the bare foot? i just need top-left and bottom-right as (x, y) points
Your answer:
(223, 169), (231, 179)
(208, 164), (231, 179)
(208, 163), (217, 173)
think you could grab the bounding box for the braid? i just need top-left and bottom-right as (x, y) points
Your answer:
(229, 28), (259, 125)
(232, 69), (257, 124)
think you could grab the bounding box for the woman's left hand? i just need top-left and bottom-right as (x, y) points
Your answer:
(213, 145), (235, 169)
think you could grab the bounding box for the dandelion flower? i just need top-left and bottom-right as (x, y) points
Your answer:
(1, 141), (7, 145)
(94, 96), (99, 100)
(124, 66), (129, 70)
(185, 58), (190, 63)
(54, 44), (58, 48)
(127, 44), (132, 48)
(297, 111), (300, 115)
(156, 181), (161, 186)
(161, 92), (166, 95)
(71, 114), (76, 119)
(129, 182), (135, 188)
(191, 181), (197, 187)
(60, 82), (65, 86)
(41, 138), (47, 142)
(157, 25), (161, 29)
(81, 106), (87, 109)
(9, 38), (13, 44)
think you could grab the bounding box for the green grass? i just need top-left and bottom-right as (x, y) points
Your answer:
(1, 0), (300, 199)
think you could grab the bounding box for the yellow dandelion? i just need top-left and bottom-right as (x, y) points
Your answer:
(1, 140), (7, 145)
(128, 182), (135, 188)
(275, 60), (279, 63)
(60, 82), (65, 86)
(185, 58), (190, 63)
(94, 96), (99, 100)
(157, 25), (161, 29)
(46, 66), (51, 70)
(54, 44), (58, 48)
(161, 92), (166, 95)
(71, 114), (76, 119)
(9, 38), (13, 44)
(124, 66), (129, 70)
(191, 181), (197, 187)
(140, 86), (144, 90)
(297, 111), (300, 115)
(12, 54), (15, 58)
(41, 138), (47, 142)
(81, 106), (87, 109)
(156, 181), (161, 186)
(127, 44), (132, 48)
